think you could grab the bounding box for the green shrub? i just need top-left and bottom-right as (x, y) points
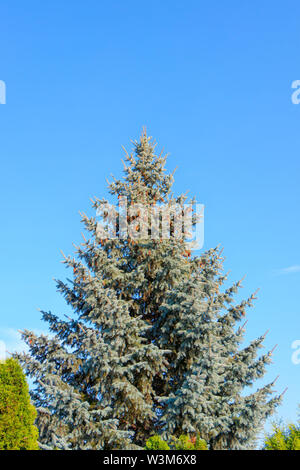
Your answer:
(0, 358), (39, 450)
(145, 435), (170, 450)
(193, 435), (208, 450)
(264, 423), (300, 450)
(145, 433), (207, 450)
(174, 434), (195, 450)
(173, 434), (207, 450)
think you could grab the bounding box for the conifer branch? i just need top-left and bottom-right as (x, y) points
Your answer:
(269, 344), (278, 355)
(64, 314), (87, 333)
(272, 375), (280, 385)
(60, 250), (68, 262)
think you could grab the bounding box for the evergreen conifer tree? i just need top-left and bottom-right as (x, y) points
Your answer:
(16, 130), (282, 449)
(157, 251), (283, 449)
(0, 358), (39, 450)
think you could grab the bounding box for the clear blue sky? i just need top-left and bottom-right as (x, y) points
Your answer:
(0, 0), (299, 431)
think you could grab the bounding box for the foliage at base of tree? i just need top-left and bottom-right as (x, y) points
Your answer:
(173, 434), (208, 450)
(145, 434), (207, 450)
(264, 423), (300, 450)
(0, 358), (39, 450)
(144, 435), (170, 450)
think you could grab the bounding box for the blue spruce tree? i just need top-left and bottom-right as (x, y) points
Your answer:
(16, 130), (282, 449)
(157, 248), (283, 449)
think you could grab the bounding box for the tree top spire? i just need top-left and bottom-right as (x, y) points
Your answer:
(108, 129), (174, 203)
